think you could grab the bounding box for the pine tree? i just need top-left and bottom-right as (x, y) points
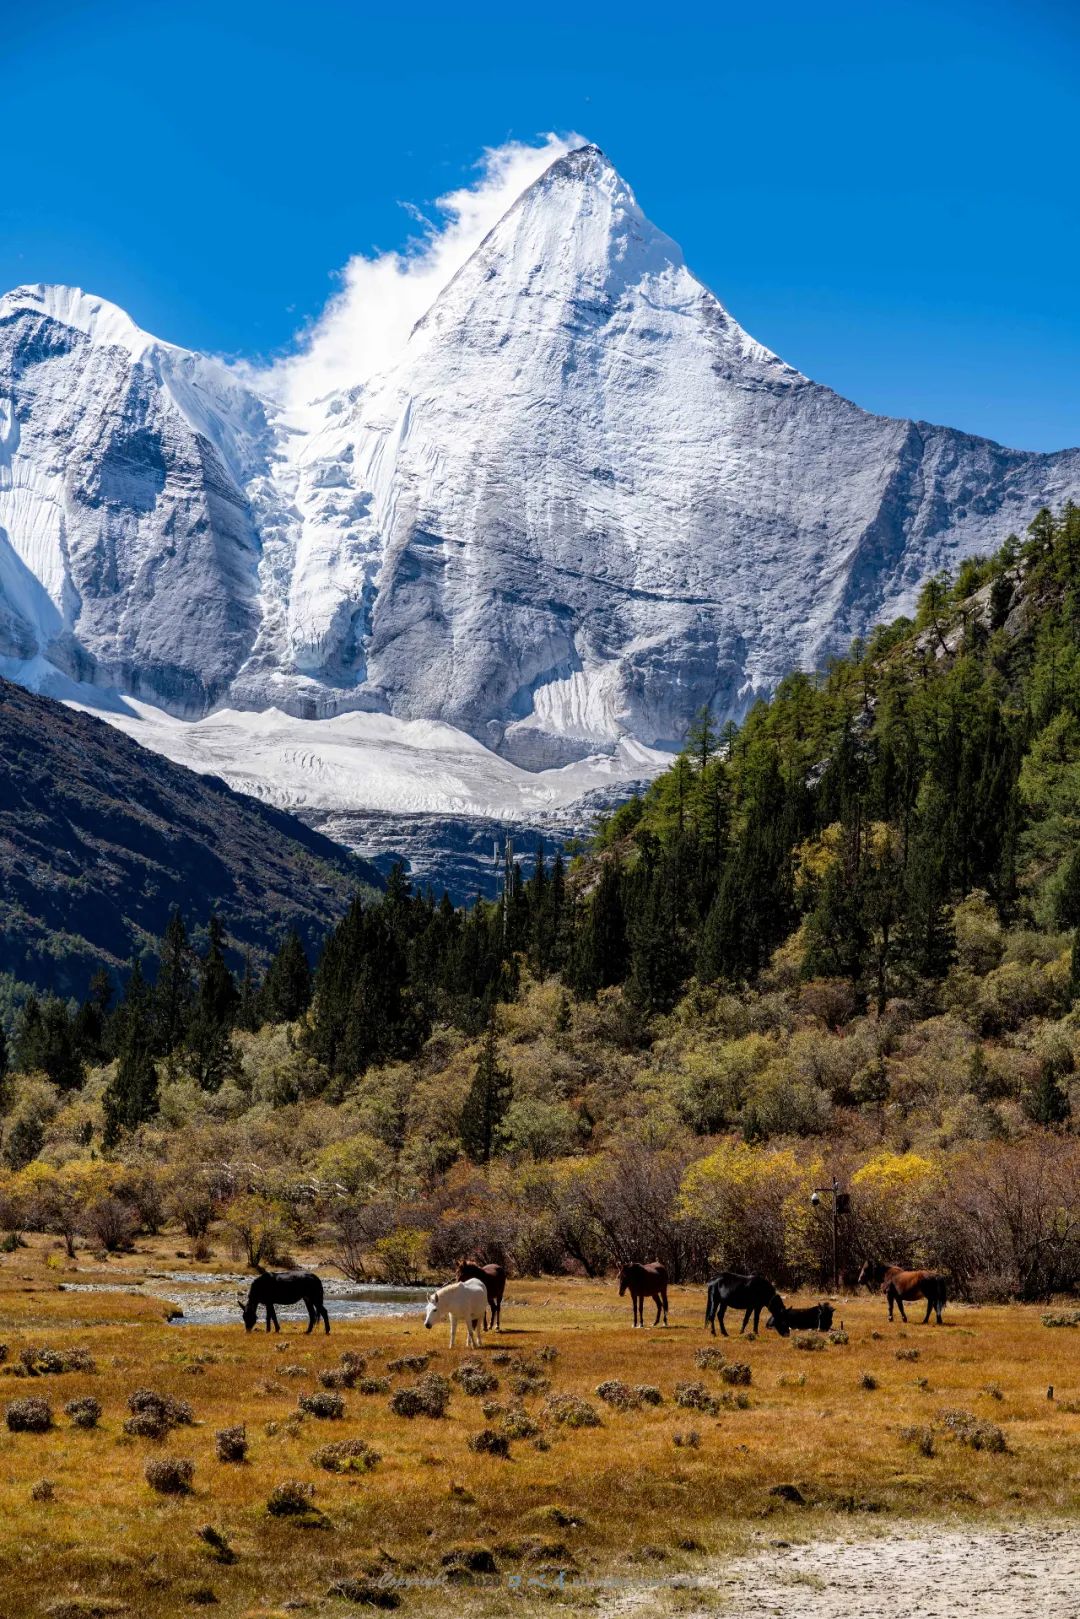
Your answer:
(74, 971), (114, 1064)
(569, 861), (627, 995)
(459, 1018), (512, 1163)
(187, 916), (239, 1092)
(14, 995), (84, 1091)
(1024, 1051), (1072, 1127)
(153, 908), (195, 1055)
(102, 999), (159, 1148)
(261, 930), (312, 1023)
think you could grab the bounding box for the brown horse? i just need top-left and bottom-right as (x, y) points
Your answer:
(618, 1261), (669, 1327)
(859, 1260), (947, 1324)
(456, 1260), (506, 1331)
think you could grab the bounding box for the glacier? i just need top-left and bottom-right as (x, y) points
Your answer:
(2, 145), (1079, 878)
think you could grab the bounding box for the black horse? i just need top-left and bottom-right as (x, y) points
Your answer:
(240, 1271), (330, 1334)
(705, 1271), (789, 1337)
(767, 1301), (833, 1332)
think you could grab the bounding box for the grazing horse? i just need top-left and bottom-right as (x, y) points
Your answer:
(705, 1271), (789, 1337)
(618, 1262), (669, 1328)
(456, 1260), (506, 1331)
(767, 1301), (834, 1332)
(240, 1271), (330, 1334)
(424, 1279), (489, 1347)
(859, 1260), (947, 1324)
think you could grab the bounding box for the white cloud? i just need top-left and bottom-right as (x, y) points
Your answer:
(259, 133), (582, 412)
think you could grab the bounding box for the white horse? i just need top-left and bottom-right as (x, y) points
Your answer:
(424, 1278), (488, 1347)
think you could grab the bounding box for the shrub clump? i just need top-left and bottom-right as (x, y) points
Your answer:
(390, 1373), (451, 1419)
(215, 1426), (248, 1463)
(453, 1360), (499, 1397)
(793, 1332), (827, 1352)
(722, 1362), (751, 1386)
(826, 1328), (849, 1346)
(509, 1371), (550, 1398)
(387, 1353), (432, 1374)
(635, 1384), (663, 1406)
(673, 1381), (720, 1415)
(357, 1376), (390, 1395)
(860, 1372), (879, 1391)
(64, 1396), (102, 1429)
(19, 1345), (96, 1376)
(1041, 1310), (1080, 1328)
(694, 1347), (727, 1372)
(124, 1389), (194, 1439)
(501, 1404), (540, 1440)
(469, 1426), (511, 1458)
(899, 1424), (935, 1457)
(311, 1438), (381, 1474)
(30, 1478), (55, 1502)
(938, 1409), (1008, 1452)
(542, 1393), (602, 1429)
(145, 1456), (195, 1495)
(6, 1396), (53, 1433)
(672, 1430), (701, 1448)
(896, 1348), (920, 1362)
(266, 1479), (317, 1517)
(298, 1391), (345, 1420)
(595, 1379), (640, 1410)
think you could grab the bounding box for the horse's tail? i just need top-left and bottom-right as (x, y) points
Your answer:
(704, 1285), (715, 1328)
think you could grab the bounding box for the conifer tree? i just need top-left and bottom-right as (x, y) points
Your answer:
(187, 916), (239, 1092)
(260, 929), (313, 1023)
(102, 994), (159, 1147)
(153, 908), (195, 1055)
(459, 1018), (512, 1163)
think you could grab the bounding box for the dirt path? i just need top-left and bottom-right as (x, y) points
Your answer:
(598, 1526), (1079, 1618)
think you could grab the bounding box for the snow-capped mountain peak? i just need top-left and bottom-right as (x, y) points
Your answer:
(2, 144), (1080, 835)
(0, 282), (172, 362)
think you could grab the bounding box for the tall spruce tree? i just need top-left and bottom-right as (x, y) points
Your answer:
(261, 930), (313, 1023)
(102, 993), (159, 1147)
(187, 916), (239, 1092)
(459, 1018), (512, 1164)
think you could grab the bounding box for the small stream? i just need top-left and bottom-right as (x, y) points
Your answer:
(58, 1270), (430, 1327)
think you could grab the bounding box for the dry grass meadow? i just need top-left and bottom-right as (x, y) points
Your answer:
(1, 1236), (1079, 1619)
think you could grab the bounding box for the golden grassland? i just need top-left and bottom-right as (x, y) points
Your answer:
(1, 1238), (1079, 1619)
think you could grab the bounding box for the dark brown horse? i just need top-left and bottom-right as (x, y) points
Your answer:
(618, 1261), (669, 1327)
(240, 1272), (329, 1334)
(456, 1260), (506, 1331)
(705, 1271), (789, 1337)
(859, 1260), (947, 1324)
(767, 1301), (834, 1332)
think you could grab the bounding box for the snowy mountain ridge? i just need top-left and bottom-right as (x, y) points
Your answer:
(2, 144), (1080, 841)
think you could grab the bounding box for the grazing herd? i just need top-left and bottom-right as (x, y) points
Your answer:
(239, 1255), (948, 1342)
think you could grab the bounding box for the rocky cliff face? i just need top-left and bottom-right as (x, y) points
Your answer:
(2, 148), (1078, 801)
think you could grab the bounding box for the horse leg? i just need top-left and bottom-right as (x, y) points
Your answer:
(449, 1314), (457, 1349)
(305, 1302), (316, 1334)
(895, 1292), (908, 1323)
(662, 1290), (669, 1326)
(653, 1294), (662, 1327)
(740, 1306), (752, 1334)
(752, 1305), (762, 1333)
(923, 1297), (933, 1325)
(718, 1305), (728, 1338)
(321, 1303), (331, 1335)
(886, 1287), (895, 1322)
(268, 1303), (280, 1333)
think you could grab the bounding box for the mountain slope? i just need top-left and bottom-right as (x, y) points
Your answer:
(1, 146), (1078, 802)
(0, 678), (380, 996)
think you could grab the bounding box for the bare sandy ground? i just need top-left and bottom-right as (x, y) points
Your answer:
(598, 1526), (1079, 1619)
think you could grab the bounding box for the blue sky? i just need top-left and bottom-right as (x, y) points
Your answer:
(4, 0), (1078, 449)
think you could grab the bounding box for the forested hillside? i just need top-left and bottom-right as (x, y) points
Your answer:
(0, 679), (382, 1001)
(3, 506), (1080, 1300)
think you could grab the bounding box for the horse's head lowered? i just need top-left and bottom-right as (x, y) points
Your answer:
(423, 1290), (440, 1330)
(767, 1293), (791, 1336)
(239, 1287), (257, 1333)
